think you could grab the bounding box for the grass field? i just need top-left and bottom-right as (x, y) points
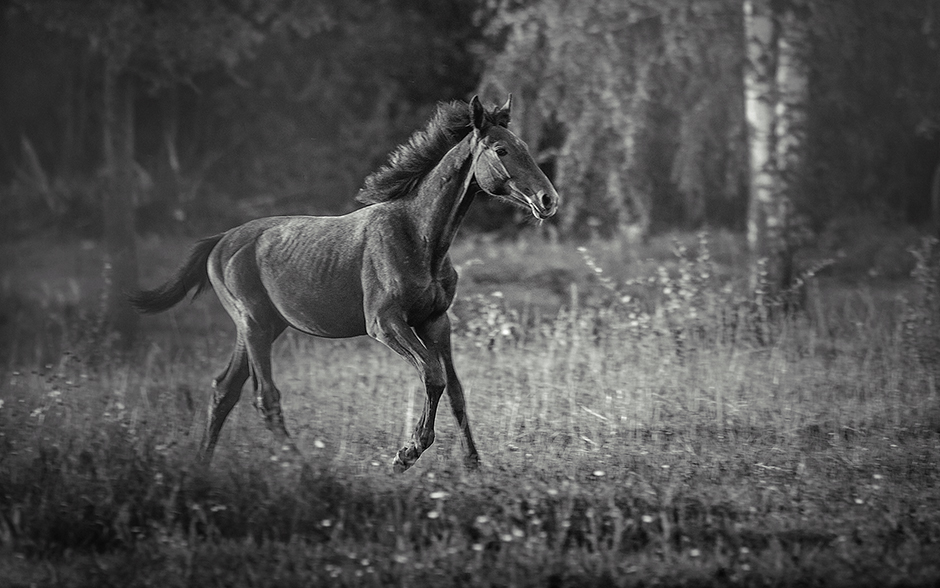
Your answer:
(1, 227), (939, 587)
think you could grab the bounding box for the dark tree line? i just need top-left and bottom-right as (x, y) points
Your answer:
(2, 0), (939, 341)
(479, 0), (940, 237)
(2, 0), (486, 232)
(5, 0), (939, 238)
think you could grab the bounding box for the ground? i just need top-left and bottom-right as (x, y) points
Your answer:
(1, 224), (938, 586)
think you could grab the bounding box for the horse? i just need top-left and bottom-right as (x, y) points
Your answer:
(130, 96), (559, 472)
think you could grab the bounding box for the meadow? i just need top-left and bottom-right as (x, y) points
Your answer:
(1, 225), (939, 587)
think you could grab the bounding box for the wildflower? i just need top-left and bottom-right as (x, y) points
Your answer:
(475, 515), (490, 525)
(313, 439), (326, 449)
(641, 515), (654, 524)
(690, 548), (701, 557)
(427, 511), (440, 519)
(592, 470), (606, 477)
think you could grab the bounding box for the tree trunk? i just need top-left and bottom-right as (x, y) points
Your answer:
(160, 86), (182, 205)
(743, 0), (787, 296)
(931, 153), (940, 238)
(102, 57), (139, 347)
(772, 4), (810, 290)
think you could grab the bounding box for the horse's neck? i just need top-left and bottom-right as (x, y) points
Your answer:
(407, 136), (476, 268)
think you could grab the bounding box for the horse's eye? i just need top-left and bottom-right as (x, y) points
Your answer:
(495, 147), (508, 157)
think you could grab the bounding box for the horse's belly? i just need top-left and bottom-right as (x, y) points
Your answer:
(268, 283), (368, 338)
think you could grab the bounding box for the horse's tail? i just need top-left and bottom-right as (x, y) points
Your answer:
(129, 233), (224, 314)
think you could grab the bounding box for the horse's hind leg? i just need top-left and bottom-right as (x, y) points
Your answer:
(243, 321), (296, 453)
(201, 338), (250, 462)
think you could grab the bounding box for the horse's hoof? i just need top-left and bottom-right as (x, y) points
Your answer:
(392, 456), (411, 473)
(464, 455), (481, 471)
(392, 445), (419, 473)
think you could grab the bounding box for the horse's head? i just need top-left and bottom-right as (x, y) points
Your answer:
(469, 95), (559, 220)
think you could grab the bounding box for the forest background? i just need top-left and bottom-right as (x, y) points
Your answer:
(3, 0), (939, 240)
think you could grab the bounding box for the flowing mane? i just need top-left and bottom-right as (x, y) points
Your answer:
(356, 100), (507, 205)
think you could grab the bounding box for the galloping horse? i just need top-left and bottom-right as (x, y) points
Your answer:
(130, 96), (559, 471)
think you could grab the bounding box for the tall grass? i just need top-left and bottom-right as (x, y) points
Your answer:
(1, 232), (939, 586)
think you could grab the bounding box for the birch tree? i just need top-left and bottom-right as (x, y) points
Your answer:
(742, 0), (809, 296)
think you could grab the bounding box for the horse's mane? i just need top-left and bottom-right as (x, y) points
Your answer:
(356, 100), (506, 205)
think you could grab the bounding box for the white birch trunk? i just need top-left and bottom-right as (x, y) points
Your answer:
(743, 0), (787, 294)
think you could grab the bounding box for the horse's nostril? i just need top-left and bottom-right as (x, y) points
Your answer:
(540, 192), (553, 210)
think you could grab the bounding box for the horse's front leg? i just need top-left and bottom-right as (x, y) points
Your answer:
(369, 313), (446, 472)
(416, 313), (480, 470)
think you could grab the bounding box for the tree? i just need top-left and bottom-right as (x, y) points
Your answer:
(483, 0), (940, 244)
(13, 0), (334, 346)
(806, 1), (940, 227)
(480, 0), (747, 238)
(742, 0), (802, 295)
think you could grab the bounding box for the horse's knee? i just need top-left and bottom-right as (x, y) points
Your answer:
(425, 371), (446, 393)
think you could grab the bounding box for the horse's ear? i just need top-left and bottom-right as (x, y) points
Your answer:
(470, 95), (487, 131)
(494, 94), (512, 127)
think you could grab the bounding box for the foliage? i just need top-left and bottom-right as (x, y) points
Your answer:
(4, 1), (940, 240)
(480, 0), (940, 236)
(11, 0), (336, 85)
(0, 1), (488, 236)
(480, 0), (749, 236)
(197, 0), (488, 217)
(807, 0), (940, 223)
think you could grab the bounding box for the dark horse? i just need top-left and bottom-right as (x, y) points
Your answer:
(130, 96), (559, 471)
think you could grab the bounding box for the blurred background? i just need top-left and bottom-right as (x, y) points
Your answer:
(2, 0), (940, 345)
(3, 0), (939, 238)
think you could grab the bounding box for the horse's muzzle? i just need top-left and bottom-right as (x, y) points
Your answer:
(530, 189), (558, 220)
